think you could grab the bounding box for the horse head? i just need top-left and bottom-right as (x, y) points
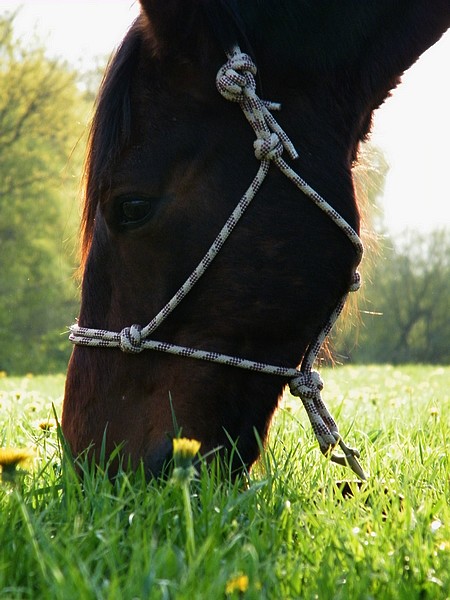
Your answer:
(62, 1), (449, 477)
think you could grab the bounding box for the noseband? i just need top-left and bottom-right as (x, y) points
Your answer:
(70, 47), (366, 480)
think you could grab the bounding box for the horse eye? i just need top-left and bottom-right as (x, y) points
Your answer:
(118, 198), (153, 229)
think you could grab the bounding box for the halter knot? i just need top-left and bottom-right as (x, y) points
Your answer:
(254, 133), (284, 161)
(289, 370), (324, 400)
(120, 324), (143, 354)
(216, 53), (257, 103)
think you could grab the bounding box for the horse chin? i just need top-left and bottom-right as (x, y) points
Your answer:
(143, 438), (174, 479)
(142, 434), (264, 481)
(63, 349), (281, 480)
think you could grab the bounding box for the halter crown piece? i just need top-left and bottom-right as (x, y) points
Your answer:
(70, 47), (366, 480)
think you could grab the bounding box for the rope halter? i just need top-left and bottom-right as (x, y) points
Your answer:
(70, 46), (367, 481)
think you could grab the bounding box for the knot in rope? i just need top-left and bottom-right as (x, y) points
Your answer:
(120, 324), (143, 354)
(216, 49), (298, 162)
(216, 52), (257, 103)
(253, 132), (284, 161)
(349, 271), (361, 292)
(289, 370), (324, 400)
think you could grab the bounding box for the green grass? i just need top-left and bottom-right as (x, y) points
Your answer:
(0, 366), (449, 599)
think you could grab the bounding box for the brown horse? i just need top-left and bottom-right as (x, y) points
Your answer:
(62, 1), (450, 478)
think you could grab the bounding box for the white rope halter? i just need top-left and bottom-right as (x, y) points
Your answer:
(70, 47), (366, 480)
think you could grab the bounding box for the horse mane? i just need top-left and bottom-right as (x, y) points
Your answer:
(80, 22), (142, 268)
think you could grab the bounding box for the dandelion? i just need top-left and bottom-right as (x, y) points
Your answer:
(172, 437), (201, 485)
(0, 371), (7, 378)
(171, 437), (201, 563)
(0, 447), (34, 481)
(38, 419), (58, 431)
(172, 438), (201, 469)
(430, 407), (439, 418)
(226, 574), (249, 595)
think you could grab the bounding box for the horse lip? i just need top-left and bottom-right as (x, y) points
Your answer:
(143, 438), (173, 479)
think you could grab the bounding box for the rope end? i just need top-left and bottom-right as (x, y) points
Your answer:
(328, 439), (368, 481)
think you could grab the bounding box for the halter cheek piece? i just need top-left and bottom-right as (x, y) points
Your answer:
(70, 47), (366, 480)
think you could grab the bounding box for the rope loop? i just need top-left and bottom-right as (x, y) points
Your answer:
(120, 324), (143, 354)
(289, 370), (324, 399)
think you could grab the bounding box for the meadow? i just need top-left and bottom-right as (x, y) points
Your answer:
(0, 365), (449, 599)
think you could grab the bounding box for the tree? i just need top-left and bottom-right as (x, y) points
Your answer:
(334, 229), (450, 364)
(0, 13), (90, 373)
(363, 230), (449, 363)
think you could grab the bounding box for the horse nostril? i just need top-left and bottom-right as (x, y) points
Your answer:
(144, 438), (173, 479)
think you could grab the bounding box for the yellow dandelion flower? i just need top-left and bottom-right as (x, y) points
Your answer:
(0, 371), (7, 378)
(171, 438), (201, 483)
(226, 574), (249, 595)
(173, 438), (201, 460)
(0, 448), (34, 480)
(430, 407), (439, 417)
(0, 448), (34, 467)
(38, 419), (57, 431)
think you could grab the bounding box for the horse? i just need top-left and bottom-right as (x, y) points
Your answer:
(62, 1), (450, 479)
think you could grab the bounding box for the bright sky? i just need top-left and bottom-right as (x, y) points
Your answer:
(2, 1), (449, 234)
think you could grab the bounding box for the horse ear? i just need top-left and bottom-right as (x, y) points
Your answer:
(139, 0), (206, 56)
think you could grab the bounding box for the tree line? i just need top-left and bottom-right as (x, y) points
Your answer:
(0, 13), (448, 374)
(0, 13), (87, 373)
(332, 229), (450, 365)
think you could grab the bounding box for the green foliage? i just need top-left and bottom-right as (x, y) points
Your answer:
(335, 230), (450, 364)
(0, 366), (449, 598)
(0, 14), (90, 374)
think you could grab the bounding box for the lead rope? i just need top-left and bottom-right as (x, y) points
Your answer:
(70, 46), (366, 480)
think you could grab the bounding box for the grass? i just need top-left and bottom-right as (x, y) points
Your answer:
(0, 365), (449, 599)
